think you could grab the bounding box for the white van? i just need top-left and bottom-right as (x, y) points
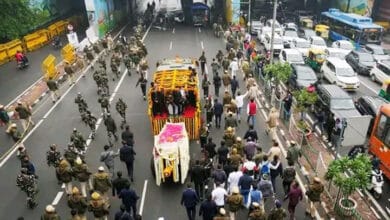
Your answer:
(291, 38), (310, 57)
(321, 57), (360, 91)
(279, 49), (305, 65)
(370, 60), (390, 84)
(264, 33), (284, 55)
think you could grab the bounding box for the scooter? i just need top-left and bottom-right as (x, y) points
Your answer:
(367, 168), (384, 199)
(17, 59), (29, 70)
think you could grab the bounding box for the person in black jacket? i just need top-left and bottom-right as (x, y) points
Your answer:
(204, 137), (217, 160)
(217, 141), (229, 166)
(213, 99), (223, 128)
(199, 194), (218, 220)
(104, 113), (118, 143)
(112, 171), (130, 196)
(121, 125), (134, 146)
(213, 72), (222, 97)
(181, 183), (199, 220)
(191, 160), (206, 200)
(119, 142), (136, 182)
(243, 124), (258, 142)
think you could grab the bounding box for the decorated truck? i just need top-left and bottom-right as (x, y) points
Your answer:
(151, 123), (190, 185)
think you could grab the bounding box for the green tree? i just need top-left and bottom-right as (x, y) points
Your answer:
(264, 62), (292, 85)
(293, 89), (317, 114)
(0, 0), (50, 43)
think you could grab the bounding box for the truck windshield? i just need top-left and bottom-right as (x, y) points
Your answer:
(375, 113), (390, 146)
(331, 98), (355, 110)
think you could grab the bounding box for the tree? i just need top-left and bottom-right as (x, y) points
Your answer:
(293, 88), (317, 119)
(0, 0), (50, 43)
(264, 62), (292, 106)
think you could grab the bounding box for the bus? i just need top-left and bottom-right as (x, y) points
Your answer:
(321, 8), (384, 48)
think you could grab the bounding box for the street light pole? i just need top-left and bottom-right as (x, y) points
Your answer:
(270, 0), (278, 64)
(248, 0), (252, 33)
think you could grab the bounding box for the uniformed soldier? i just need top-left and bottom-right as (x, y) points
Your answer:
(93, 42), (101, 54)
(46, 144), (61, 168)
(46, 77), (60, 103)
(86, 111), (97, 139)
(64, 143), (80, 167)
(97, 56), (106, 70)
(16, 168), (38, 208)
(115, 98), (127, 129)
(99, 74), (110, 96)
(70, 128), (86, 153)
(104, 113), (118, 145)
(135, 74), (147, 100)
(216, 50), (224, 64)
(80, 110), (89, 125)
(84, 46), (95, 64)
(64, 61), (75, 86)
(98, 94), (110, 114)
(123, 54), (132, 76)
(75, 93), (88, 114)
(110, 60), (120, 81)
(130, 51), (141, 73)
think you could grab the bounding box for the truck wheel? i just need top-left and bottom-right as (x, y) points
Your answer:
(150, 157), (156, 178)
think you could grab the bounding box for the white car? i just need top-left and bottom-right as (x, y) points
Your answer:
(370, 60), (390, 84)
(321, 57), (360, 91)
(364, 44), (390, 62)
(257, 27), (272, 44)
(279, 49), (305, 65)
(282, 22), (298, 32)
(264, 33), (284, 55)
(331, 40), (354, 57)
(309, 36), (327, 50)
(325, 48), (347, 59)
(265, 19), (283, 35)
(251, 20), (264, 35)
(282, 30), (299, 47)
(291, 38), (310, 57)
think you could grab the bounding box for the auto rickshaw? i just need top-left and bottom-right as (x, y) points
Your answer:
(315, 24), (329, 39)
(378, 79), (390, 101)
(305, 48), (326, 72)
(299, 18), (313, 29)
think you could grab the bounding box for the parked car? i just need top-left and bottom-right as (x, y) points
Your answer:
(316, 84), (361, 117)
(282, 30), (299, 48)
(298, 28), (316, 40)
(345, 51), (376, 76)
(288, 64), (318, 89)
(331, 40), (354, 51)
(321, 57), (360, 91)
(309, 36), (327, 50)
(354, 96), (389, 134)
(282, 22), (298, 32)
(364, 44), (390, 62)
(265, 19), (283, 35)
(264, 33), (284, 55)
(370, 60), (390, 84)
(257, 26), (272, 44)
(279, 49), (305, 65)
(325, 48), (348, 59)
(291, 38), (311, 57)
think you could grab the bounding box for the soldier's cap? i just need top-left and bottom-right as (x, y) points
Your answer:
(75, 157), (82, 165)
(73, 128), (77, 132)
(11, 123), (17, 128)
(77, 92), (81, 95)
(228, 111), (233, 116)
(17, 101), (22, 105)
(219, 208), (226, 215)
(236, 137), (242, 141)
(72, 187), (80, 194)
(98, 166), (105, 172)
(252, 202), (260, 208)
(290, 140), (296, 146)
(227, 127), (233, 132)
(232, 186), (239, 194)
(275, 199), (282, 208)
(45, 205), (55, 213)
(64, 60), (69, 64)
(106, 113), (111, 116)
(314, 177), (321, 183)
(91, 192), (101, 200)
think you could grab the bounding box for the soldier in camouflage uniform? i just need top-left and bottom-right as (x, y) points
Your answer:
(16, 168), (38, 209)
(86, 111), (97, 139)
(83, 46), (94, 64)
(110, 59), (120, 81)
(115, 98), (127, 129)
(123, 54), (132, 76)
(97, 56), (106, 70)
(46, 144), (61, 168)
(70, 128), (86, 152)
(75, 93), (88, 114)
(98, 94), (110, 114)
(64, 143), (81, 167)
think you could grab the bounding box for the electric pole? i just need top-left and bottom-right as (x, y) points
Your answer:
(270, 0), (278, 64)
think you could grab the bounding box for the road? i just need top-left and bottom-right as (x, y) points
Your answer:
(0, 24), (318, 219)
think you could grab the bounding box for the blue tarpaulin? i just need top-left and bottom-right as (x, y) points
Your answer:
(191, 2), (209, 12)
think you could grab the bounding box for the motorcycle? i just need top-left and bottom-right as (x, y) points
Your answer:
(367, 168), (384, 199)
(17, 58), (29, 70)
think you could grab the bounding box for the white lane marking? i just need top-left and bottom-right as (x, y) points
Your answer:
(198, 28), (201, 33)
(51, 191), (64, 205)
(172, 28), (175, 34)
(201, 41), (204, 50)
(61, 183), (65, 189)
(360, 80), (378, 95)
(169, 41), (173, 50)
(139, 180), (148, 215)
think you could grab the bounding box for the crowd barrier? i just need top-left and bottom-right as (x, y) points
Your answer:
(42, 54), (58, 80)
(61, 44), (76, 64)
(23, 29), (49, 51)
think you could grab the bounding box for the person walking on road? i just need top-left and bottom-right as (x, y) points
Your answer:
(217, 141), (229, 166)
(238, 170), (253, 207)
(119, 184), (139, 217)
(286, 141), (301, 165)
(212, 164), (227, 188)
(46, 77), (60, 103)
(284, 180), (303, 220)
(226, 186), (243, 220)
(224, 112), (238, 129)
(248, 185), (262, 213)
(269, 155), (283, 193)
(230, 76), (239, 98)
(213, 99), (223, 129)
(135, 73), (148, 100)
(227, 165), (242, 194)
(267, 141), (281, 163)
(222, 71), (231, 90)
(243, 125), (258, 142)
(205, 137), (217, 160)
(15, 101), (34, 131)
(244, 137), (258, 161)
(41, 205), (61, 220)
(88, 192), (110, 220)
(67, 187), (88, 220)
(64, 61), (75, 86)
(119, 142), (137, 182)
(268, 200), (287, 220)
(199, 51), (207, 75)
(115, 98), (127, 129)
(282, 160), (296, 195)
(258, 174), (274, 203)
(199, 194), (218, 220)
(306, 177), (324, 218)
(202, 74), (211, 98)
(246, 98), (257, 126)
(92, 166), (112, 199)
(56, 159), (73, 195)
(104, 113), (119, 144)
(234, 91), (247, 123)
(46, 144), (61, 168)
(181, 183), (199, 220)
(0, 104), (10, 133)
(266, 107), (278, 139)
(112, 171), (130, 196)
(248, 202), (266, 220)
(73, 157), (92, 197)
(121, 125), (134, 146)
(100, 145), (119, 176)
(114, 204), (131, 220)
(212, 182), (228, 210)
(213, 72), (222, 97)
(191, 160), (206, 200)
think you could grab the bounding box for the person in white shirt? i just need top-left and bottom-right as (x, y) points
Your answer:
(242, 159), (258, 179)
(234, 91), (248, 123)
(227, 166), (243, 194)
(212, 182), (228, 208)
(229, 58), (239, 78)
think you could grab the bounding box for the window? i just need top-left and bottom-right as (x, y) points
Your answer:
(327, 62), (335, 72)
(375, 113), (390, 146)
(378, 64), (390, 75)
(282, 51), (286, 61)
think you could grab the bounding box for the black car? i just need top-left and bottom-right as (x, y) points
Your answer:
(345, 51), (376, 76)
(288, 64), (318, 89)
(354, 96), (388, 134)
